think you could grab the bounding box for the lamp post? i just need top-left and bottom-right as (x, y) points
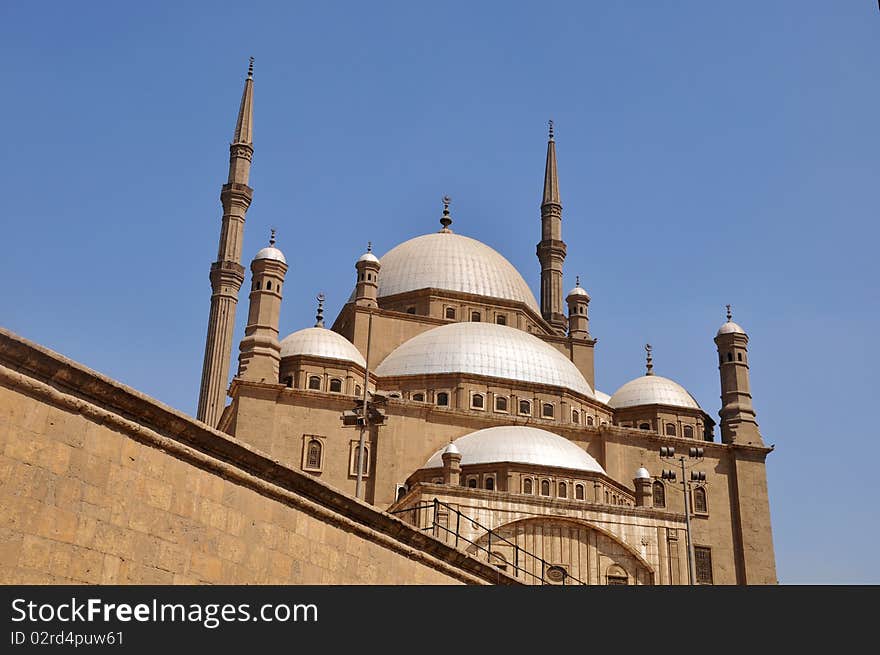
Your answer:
(660, 446), (706, 585)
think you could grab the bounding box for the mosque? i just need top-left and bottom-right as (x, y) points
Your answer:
(192, 60), (777, 585)
(0, 61), (777, 585)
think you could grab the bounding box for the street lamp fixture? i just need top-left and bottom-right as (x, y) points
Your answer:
(660, 445), (707, 585)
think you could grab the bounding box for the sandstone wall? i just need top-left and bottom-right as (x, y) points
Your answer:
(0, 328), (515, 585)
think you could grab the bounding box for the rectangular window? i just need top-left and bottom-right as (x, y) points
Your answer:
(694, 546), (713, 584)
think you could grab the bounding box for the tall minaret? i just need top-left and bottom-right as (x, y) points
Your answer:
(714, 305), (762, 445)
(197, 58), (255, 425)
(537, 120), (567, 334)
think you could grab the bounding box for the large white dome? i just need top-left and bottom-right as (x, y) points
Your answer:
(608, 375), (700, 410)
(280, 327), (366, 367)
(375, 322), (594, 398)
(423, 426), (605, 474)
(363, 232), (539, 312)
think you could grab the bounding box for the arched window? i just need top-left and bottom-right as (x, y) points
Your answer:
(523, 479), (533, 494)
(727, 352), (733, 362)
(519, 400), (531, 416)
(575, 484), (585, 500)
(693, 487), (708, 514)
(485, 477), (494, 491)
(266, 280), (272, 290)
(571, 409), (580, 424)
(351, 444), (370, 477)
(471, 393), (484, 409)
(540, 480), (551, 496)
(639, 422), (651, 430)
(308, 376), (321, 390)
(683, 425), (694, 439)
(284, 376), (293, 388)
(542, 403), (554, 418)
(354, 384), (361, 397)
(412, 392), (425, 402)
(329, 378), (343, 393)
(406, 306), (416, 314)
(665, 423), (677, 436)
(653, 481), (666, 508)
(445, 307), (456, 319)
(558, 482), (567, 498)
(256, 280), (261, 290)
(606, 564), (628, 585)
(737, 352), (743, 362)
(586, 416), (594, 426)
(468, 478), (478, 488)
(495, 396), (508, 412)
(436, 392), (449, 407)
(305, 439), (322, 470)
(396, 485), (407, 502)
(496, 314), (506, 326)
(471, 311), (481, 322)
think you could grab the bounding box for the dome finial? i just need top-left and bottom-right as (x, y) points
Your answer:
(439, 195), (453, 232)
(575, 275), (580, 287)
(248, 56), (254, 79)
(315, 292), (325, 327)
(726, 304), (732, 322)
(548, 119), (554, 141)
(367, 241), (372, 253)
(645, 343), (654, 376)
(269, 228), (276, 247)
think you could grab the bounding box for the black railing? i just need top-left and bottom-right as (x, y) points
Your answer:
(391, 498), (587, 585)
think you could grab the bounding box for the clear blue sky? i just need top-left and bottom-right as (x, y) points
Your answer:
(1, 1), (877, 584)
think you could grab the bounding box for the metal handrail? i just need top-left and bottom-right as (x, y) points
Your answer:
(391, 498), (587, 585)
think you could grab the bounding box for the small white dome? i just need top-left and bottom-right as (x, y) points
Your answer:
(442, 442), (460, 456)
(254, 246), (287, 264)
(635, 467), (651, 480)
(594, 390), (612, 405)
(280, 327), (366, 367)
(357, 251), (380, 265)
(567, 285), (590, 300)
(375, 322), (594, 398)
(717, 321), (746, 336)
(423, 426), (605, 474)
(608, 375), (701, 410)
(354, 232), (539, 312)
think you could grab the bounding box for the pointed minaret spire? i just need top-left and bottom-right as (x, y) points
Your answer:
(315, 293), (325, 328)
(197, 60), (257, 426)
(537, 120), (567, 334)
(645, 343), (654, 376)
(231, 58), (254, 154)
(439, 195), (453, 232)
(542, 120), (561, 206)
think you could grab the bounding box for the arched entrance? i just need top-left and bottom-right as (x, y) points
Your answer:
(465, 516), (654, 585)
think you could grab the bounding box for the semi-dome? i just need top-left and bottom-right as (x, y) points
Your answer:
(254, 245), (287, 264)
(608, 375), (701, 410)
(375, 322), (594, 398)
(717, 320), (746, 336)
(635, 467), (651, 480)
(360, 232), (539, 312)
(423, 426), (605, 474)
(280, 327), (366, 367)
